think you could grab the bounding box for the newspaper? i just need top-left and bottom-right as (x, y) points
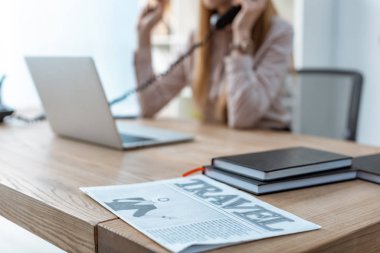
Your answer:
(81, 175), (320, 253)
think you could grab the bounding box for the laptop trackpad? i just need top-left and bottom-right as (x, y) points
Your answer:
(120, 134), (154, 143)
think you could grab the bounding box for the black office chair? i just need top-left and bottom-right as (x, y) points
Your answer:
(290, 69), (363, 141)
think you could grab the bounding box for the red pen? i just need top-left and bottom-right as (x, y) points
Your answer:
(182, 167), (205, 177)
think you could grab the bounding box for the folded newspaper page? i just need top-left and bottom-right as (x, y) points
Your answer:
(81, 175), (320, 253)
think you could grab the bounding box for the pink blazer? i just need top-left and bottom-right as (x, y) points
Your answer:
(134, 16), (294, 129)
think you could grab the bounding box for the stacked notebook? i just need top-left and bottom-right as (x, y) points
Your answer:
(354, 154), (380, 184)
(204, 147), (355, 195)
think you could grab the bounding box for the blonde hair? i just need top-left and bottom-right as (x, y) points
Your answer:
(192, 1), (278, 122)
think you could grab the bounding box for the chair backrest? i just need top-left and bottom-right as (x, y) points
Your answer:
(291, 69), (363, 141)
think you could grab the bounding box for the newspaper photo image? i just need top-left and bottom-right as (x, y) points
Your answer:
(81, 175), (320, 253)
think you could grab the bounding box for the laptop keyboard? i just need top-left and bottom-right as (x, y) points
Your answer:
(120, 134), (154, 143)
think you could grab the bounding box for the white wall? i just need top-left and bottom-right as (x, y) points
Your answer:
(296, 0), (380, 146)
(0, 0), (139, 114)
(334, 0), (380, 146)
(295, 0), (338, 67)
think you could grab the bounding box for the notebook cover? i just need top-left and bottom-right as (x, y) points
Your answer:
(353, 154), (380, 175)
(212, 147), (351, 173)
(204, 165), (356, 186)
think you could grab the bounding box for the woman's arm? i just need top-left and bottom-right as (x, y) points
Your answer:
(135, 0), (189, 117)
(135, 46), (190, 118)
(225, 24), (293, 128)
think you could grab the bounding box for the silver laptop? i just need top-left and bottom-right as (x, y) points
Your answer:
(26, 57), (193, 150)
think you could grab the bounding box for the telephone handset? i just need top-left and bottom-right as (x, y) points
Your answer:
(0, 76), (45, 124)
(214, 5), (242, 30)
(0, 75), (15, 123)
(109, 5), (242, 106)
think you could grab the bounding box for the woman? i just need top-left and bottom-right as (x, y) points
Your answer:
(135, 0), (293, 129)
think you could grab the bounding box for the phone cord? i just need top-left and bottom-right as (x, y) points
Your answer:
(7, 113), (46, 124)
(6, 30), (215, 124)
(109, 29), (215, 106)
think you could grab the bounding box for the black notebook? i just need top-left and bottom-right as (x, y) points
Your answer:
(212, 147), (352, 181)
(354, 154), (380, 184)
(204, 166), (357, 195)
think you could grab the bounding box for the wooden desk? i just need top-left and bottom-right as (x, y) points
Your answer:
(0, 119), (379, 253)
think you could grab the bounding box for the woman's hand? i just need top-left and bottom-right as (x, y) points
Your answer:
(137, 0), (168, 48)
(232, 0), (267, 47)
